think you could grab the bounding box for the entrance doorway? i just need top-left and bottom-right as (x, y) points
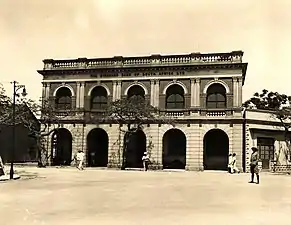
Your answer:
(124, 130), (146, 168)
(87, 128), (109, 167)
(51, 128), (72, 166)
(203, 129), (229, 170)
(162, 129), (186, 169)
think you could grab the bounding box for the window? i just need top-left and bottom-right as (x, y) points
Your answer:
(206, 83), (226, 108)
(127, 85), (145, 100)
(55, 87), (72, 110)
(166, 84), (185, 109)
(257, 137), (275, 169)
(90, 87), (108, 110)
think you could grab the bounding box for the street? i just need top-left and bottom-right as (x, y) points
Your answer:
(1, 167), (291, 225)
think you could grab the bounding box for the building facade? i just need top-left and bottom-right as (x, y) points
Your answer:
(38, 51), (249, 171)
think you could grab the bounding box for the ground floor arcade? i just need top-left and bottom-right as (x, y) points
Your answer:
(43, 122), (244, 172)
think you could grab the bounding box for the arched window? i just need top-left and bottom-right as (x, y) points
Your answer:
(127, 85), (145, 100)
(55, 87), (72, 110)
(206, 83), (226, 108)
(166, 84), (185, 109)
(90, 86), (108, 110)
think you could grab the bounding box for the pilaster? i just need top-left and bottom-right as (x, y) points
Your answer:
(190, 79), (195, 107)
(76, 82), (81, 108)
(116, 81), (122, 100)
(238, 78), (243, 106)
(112, 81), (117, 101)
(79, 82), (85, 108)
(150, 80), (155, 106)
(154, 79), (160, 107)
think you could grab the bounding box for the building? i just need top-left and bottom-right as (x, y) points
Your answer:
(37, 51), (250, 171)
(0, 104), (40, 163)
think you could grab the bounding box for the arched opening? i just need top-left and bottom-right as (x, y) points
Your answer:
(90, 86), (108, 110)
(51, 128), (72, 166)
(55, 87), (72, 110)
(162, 129), (186, 169)
(124, 129), (146, 168)
(203, 129), (229, 170)
(206, 83), (227, 108)
(166, 84), (185, 109)
(87, 128), (109, 167)
(127, 85), (145, 100)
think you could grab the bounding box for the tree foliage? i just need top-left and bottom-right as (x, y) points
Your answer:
(243, 89), (291, 168)
(0, 84), (69, 167)
(104, 96), (174, 169)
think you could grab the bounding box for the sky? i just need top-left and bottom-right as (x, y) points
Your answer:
(0, 0), (290, 102)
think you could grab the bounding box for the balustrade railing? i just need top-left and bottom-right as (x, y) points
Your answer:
(43, 51), (243, 70)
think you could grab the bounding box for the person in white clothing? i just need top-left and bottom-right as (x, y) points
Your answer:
(76, 150), (85, 170)
(231, 153), (240, 174)
(142, 152), (150, 171)
(227, 153), (233, 173)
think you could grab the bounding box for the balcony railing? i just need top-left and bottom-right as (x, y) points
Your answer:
(46, 108), (239, 122)
(42, 51), (244, 70)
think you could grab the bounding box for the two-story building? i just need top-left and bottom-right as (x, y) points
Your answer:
(37, 51), (249, 171)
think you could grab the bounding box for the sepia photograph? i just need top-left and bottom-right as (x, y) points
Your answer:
(0, 0), (291, 224)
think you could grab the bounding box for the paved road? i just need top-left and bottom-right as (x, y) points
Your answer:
(1, 167), (291, 225)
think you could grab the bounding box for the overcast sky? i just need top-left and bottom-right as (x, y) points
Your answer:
(0, 0), (289, 102)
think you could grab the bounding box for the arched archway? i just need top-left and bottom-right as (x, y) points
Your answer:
(165, 84), (185, 109)
(203, 129), (229, 170)
(87, 128), (109, 167)
(162, 129), (186, 169)
(55, 87), (72, 110)
(206, 83), (227, 108)
(51, 128), (72, 166)
(127, 85), (145, 99)
(124, 129), (146, 168)
(90, 86), (108, 110)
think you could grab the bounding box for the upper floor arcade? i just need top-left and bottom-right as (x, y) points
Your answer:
(38, 51), (248, 120)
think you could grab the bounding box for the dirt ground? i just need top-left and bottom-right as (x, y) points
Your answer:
(1, 167), (291, 225)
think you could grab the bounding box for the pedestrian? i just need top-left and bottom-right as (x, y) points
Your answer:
(249, 147), (260, 184)
(76, 150), (85, 170)
(142, 152), (150, 171)
(0, 156), (5, 176)
(228, 153), (233, 173)
(231, 153), (240, 174)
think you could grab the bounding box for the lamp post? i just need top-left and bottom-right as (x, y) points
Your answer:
(10, 81), (27, 179)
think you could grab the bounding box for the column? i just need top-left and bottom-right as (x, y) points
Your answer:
(116, 81), (122, 100)
(237, 78), (243, 106)
(154, 79), (160, 107)
(45, 83), (50, 100)
(42, 83), (46, 99)
(190, 79), (195, 107)
(150, 80), (155, 106)
(233, 78), (238, 107)
(112, 81), (117, 101)
(79, 82), (85, 108)
(76, 82), (80, 108)
(194, 79), (200, 107)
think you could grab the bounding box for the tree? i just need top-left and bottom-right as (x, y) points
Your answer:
(0, 83), (70, 167)
(243, 89), (291, 172)
(102, 96), (175, 170)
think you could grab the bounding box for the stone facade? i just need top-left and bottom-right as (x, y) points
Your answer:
(38, 51), (249, 171)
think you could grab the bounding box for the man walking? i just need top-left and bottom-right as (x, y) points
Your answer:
(249, 147), (260, 184)
(228, 153), (233, 173)
(231, 153), (240, 174)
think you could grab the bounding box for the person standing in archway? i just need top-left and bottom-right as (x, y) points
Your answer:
(142, 152), (150, 171)
(228, 153), (233, 173)
(249, 147), (260, 184)
(231, 153), (240, 173)
(77, 150), (85, 170)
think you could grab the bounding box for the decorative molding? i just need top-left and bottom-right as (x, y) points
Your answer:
(162, 80), (188, 95)
(87, 83), (111, 96)
(202, 80), (230, 94)
(53, 84), (75, 96)
(124, 82), (149, 95)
